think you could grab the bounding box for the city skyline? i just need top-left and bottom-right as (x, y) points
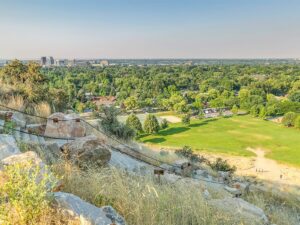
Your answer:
(1, 0), (300, 59)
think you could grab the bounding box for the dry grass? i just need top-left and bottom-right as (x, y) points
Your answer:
(57, 164), (241, 225)
(34, 102), (52, 118)
(5, 95), (25, 110)
(244, 190), (300, 225)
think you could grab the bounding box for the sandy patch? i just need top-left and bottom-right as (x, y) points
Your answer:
(159, 115), (181, 123)
(201, 148), (300, 189)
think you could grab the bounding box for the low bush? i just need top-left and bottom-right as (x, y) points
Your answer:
(209, 158), (236, 173)
(175, 146), (207, 163)
(0, 162), (57, 224)
(181, 114), (190, 125)
(160, 118), (168, 129)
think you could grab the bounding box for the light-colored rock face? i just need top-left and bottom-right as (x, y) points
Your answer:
(208, 197), (269, 225)
(44, 113), (86, 138)
(1, 151), (43, 166)
(60, 136), (111, 169)
(54, 192), (126, 225)
(0, 134), (21, 160)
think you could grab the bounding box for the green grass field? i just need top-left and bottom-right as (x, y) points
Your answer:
(139, 115), (300, 167)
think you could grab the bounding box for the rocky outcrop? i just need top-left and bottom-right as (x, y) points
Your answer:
(53, 192), (126, 225)
(0, 134), (21, 160)
(1, 151), (43, 166)
(44, 113), (86, 138)
(60, 135), (111, 169)
(208, 197), (269, 224)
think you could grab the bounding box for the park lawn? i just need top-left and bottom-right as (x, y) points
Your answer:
(139, 115), (300, 167)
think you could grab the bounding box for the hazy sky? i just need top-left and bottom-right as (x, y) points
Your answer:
(1, 0), (300, 59)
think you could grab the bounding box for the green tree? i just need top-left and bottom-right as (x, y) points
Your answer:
(182, 114), (191, 125)
(250, 105), (260, 117)
(124, 96), (138, 110)
(259, 106), (267, 119)
(294, 116), (300, 129)
(282, 112), (297, 127)
(144, 114), (160, 134)
(231, 104), (239, 115)
(100, 106), (135, 140)
(126, 114), (143, 134)
(160, 118), (168, 129)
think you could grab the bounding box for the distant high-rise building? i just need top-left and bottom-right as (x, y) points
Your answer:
(55, 59), (66, 67)
(49, 56), (54, 65)
(40, 57), (47, 66)
(41, 56), (55, 67)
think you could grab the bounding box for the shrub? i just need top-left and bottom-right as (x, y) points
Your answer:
(259, 106), (267, 119)
(250, 105), (260, 117)
(126, 114), (143, 134)
(3, 120), (16, 134)
(144, 114), (160, 134)
(181, 114), (190, 125)
(282, 112), (297, 127)
(294, 115), (300, 129)
(160, 118), (168, 129)
(0, 162), (57, 224)
(34, 102), (52, 118)
(231, 104), (239, 115)
(198, 110), (205, 119)
(100, 106), (135, 140)
(209, 158), (236, 173)
(175, 146), (207, 163)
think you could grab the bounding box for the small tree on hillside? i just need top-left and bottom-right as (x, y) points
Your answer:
(250, 105), (260, 117)
(282, 112), (297, 127)
(259, 106), (267, 119)
(126, 114), (143, 134)
(231, 105), (239, 115)
(182, 114), (190, 125)
(100, 106), (135, 140)
(144, 114), (160, 134)
(294, 116), (300, 129)
(160, 118), (169, 129)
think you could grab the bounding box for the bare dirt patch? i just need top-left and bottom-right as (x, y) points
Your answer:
(159, 115), (181, 123)
(201, 148), (300, 189)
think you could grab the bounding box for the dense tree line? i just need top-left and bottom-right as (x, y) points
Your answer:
(1, 60), (300, 117)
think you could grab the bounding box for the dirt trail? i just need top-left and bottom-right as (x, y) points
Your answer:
(201, 149), (300, 188)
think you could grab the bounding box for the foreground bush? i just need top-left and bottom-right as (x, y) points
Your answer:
(0, 162), (56, 224)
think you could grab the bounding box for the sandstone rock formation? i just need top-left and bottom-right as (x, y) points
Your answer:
(54, 192), (126, 225)
(60, 135), (111, 169)
(0, 134), (21, 160)
(208, 197), (269, 224)
(44, 112), (86, 138)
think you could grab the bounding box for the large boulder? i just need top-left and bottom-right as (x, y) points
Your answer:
(54, 192), (126, 225)
(0, 134), (21, 160)
(172, 159), (193, 177)
(208, 197), (269, 224)
(60, 136), (111, 169)
(44, 113), (86, 138)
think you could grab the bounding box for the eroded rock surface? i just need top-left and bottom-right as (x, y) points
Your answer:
(54, 192), (126, 225)
(60, 135), (111, 169)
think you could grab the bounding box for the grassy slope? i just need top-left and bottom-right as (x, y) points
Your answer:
(139, 115), (300, 166)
